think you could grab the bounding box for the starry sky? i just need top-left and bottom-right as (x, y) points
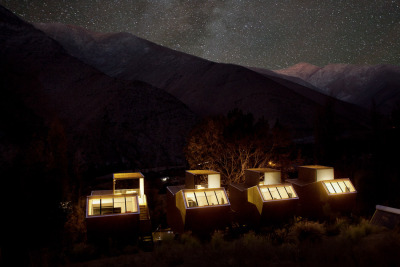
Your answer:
(2, 0), (400, 69)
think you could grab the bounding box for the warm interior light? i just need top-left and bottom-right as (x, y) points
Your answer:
(184, 189), (228, 208)
(88, 195), (138, 216)
(322, 179), (356, 195)
(259, 184), (297, 201)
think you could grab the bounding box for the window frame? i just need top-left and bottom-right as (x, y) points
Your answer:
(259, 184), (298, 202)
(182, 188), (230, 209)
(86, 194), (140, 217)
(321, 178), (357, 196)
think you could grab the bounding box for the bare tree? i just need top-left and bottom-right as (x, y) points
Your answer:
(185, 110), (293, 185)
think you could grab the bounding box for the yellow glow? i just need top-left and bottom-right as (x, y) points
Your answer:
(259, 184), (298, 201)
(113, 172), (144, 180)
(183, 188), (229, 208)
(87, 194), (138, 216)
(322, 179), (356, 195)
(186, 170), (219, 175)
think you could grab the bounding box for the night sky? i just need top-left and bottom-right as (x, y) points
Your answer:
(2, 0), (400, 69)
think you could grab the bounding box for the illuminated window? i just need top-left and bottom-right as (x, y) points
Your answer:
(195, 192), (209, 207)
(322, 179), (356, 195)
(88, 195), (138, 216)
(260, 184), (298, 201)
(184, 189), (229, 208)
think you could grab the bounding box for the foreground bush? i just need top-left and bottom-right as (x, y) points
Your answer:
(52, 218), (400, 266)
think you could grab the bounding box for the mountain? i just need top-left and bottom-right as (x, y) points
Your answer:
(0, 5), (197, 172)
(35, 23), (368, 133)
(273, 63), (400, 114)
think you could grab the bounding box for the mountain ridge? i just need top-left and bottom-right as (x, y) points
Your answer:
(273, 63), (400, 114)
(1, 5), (197, 170)
(36, 22), (368, 132)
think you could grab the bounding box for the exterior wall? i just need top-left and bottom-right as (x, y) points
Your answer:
(264, 172), (281, 185)
(290, 181), (356, 218)
(228, 184), (248, 212)
(185, 172), (195, 189)
(167, 185), (231, 234)
(245, 168), (281, 186)
(260, 199), (298, 222)
(185, 205), (231, 233)
(316, 168), (334, 182)
(208, 174), (221, 188)
(248, 186), (264, 215)
(298, 166), (334, 183)
(166, 188), (185, 233)
(290, 182), (322, 218)
(245, 170), (262, 186)
(86, 213), (140, 241)
(229, 184), (259, 226)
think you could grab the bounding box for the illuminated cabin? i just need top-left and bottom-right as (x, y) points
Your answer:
(86, 172), (151, 241)
(166, 170), (231, 234)
(229, 168), (299, 226)
(286, 165), (357, 217)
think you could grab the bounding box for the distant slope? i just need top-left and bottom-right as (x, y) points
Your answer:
(0, 6), (197, 170)
(36, 23), (368, 132)
(273, 63), (400, 114)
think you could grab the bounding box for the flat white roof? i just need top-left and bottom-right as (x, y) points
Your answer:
(186, 170), (219, 175)
(246, 168), (280, 173)
(300, 165), (332, 169)
(113, 172), (144, 180)
(376, 205), (400, 215)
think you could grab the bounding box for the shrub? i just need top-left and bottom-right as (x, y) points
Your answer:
(288, 220), (326, 244)
(339, 218), (381, 242)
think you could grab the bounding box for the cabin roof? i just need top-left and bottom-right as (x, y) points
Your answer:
(186, 170), (219, 175)
(300, 165), (332, 169)
(246, 168), (280, 174)
(113, 172), (144, 180)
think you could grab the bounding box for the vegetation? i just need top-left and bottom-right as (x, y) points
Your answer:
(29, 217), (400, 266)
(185, 109), (301, 184)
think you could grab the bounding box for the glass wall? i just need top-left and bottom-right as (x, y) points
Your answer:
(184, 189), (229, 208)
(88, 195), (138, 216)
(322, 179), (356, 195)
(260, 185), (298, 201)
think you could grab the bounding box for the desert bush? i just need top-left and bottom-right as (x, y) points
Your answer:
(288, 220), (326, 244)
(68, 242), (97, 262)
(325, 217), (350, 236)
(339, 218), (381, 242)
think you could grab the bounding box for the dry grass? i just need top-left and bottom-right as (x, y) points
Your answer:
(36, 217), (400, 266)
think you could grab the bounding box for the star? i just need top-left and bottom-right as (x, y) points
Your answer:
(2, 0), (399, 69)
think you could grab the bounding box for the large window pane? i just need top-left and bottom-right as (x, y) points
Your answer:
(285, 186), (297, 198)
(277, 187), (289, 199)
(114, 197), (125, 213)
(184, 190), (228, 208)
(195, 192), (209, 206)
(261, 187), (272, 200)
(323, 180), (356, 194)
(269, 188), (281, 199)
(325, 182), (336, 194)
(343, 180), (356, 192)
(332, 182), (342, 193)
(205, 191), (219, 205)
(91, 199), (101, 215)
(215, 190), (228, 205)
(272, 188), (281, 199)
(126, 196), (138, 213)
(101, 198), (113, 215)
(336, 181), (347, 193)
(185, 192), (198, 207)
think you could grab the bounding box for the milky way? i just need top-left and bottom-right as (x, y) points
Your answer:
(2, 0), (400, 69)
